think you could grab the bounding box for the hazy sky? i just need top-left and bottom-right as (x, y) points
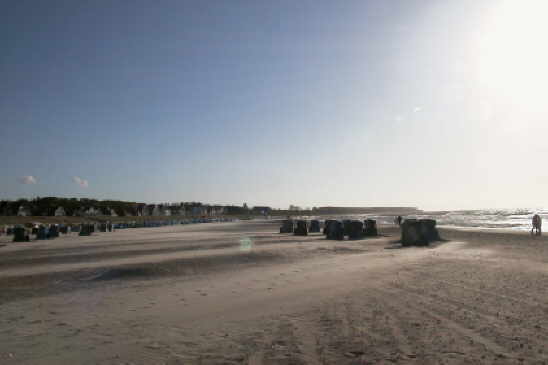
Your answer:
(2, 0), (548, 210)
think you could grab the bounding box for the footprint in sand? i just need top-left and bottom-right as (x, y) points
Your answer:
(7, 316), (25, 322)
(145, 343), (162, 350)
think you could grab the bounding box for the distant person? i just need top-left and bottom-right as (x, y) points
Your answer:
(532, 214), (542, 236)
(397, 215), (403, 226)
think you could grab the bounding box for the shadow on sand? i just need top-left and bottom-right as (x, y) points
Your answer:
(385, 238), (450, 250)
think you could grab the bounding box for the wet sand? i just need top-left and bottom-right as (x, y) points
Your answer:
(1, 221), (548, 364)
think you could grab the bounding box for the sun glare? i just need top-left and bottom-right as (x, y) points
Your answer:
(479, 0), (548, 113)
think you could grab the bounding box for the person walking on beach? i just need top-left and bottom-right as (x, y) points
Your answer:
(532, 214), (542, 236)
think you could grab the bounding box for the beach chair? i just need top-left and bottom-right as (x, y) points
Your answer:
(309, 220), (321, 233)
(280, 219), (294, 233)
(294, 220), (308, 236)
(12, 227), (30, 242)
(401, 219), (439, 246)
(364, 219), (378, 237)
(348, 220), (364, 239)
(326, 221), (344, 240)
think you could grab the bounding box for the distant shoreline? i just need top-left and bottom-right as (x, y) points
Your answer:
(0, 207), (421, 225)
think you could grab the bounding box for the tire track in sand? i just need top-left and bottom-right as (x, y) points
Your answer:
(373, 286), (543, 363)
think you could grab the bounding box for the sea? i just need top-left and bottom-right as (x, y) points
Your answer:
(304, 209), (548, 231)
(368, 209), (547, 231)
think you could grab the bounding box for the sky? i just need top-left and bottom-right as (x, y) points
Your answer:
(2, 0), (548, 210)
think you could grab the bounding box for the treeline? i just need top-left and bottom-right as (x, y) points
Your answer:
(0, 197), (255, 217)
(0, 197), (140, 216)
(0, 198), (420, 217)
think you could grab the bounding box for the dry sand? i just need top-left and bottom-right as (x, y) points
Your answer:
(1, 221), (548, 364)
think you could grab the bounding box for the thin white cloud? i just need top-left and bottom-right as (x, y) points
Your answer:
(413, 106), (423, 113)
(73, 176), (89, 188)
(395, 115), (404, 122)
(18, 176), (37, 184)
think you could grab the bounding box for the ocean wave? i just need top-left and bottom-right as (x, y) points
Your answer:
(299, 209), (545, 230)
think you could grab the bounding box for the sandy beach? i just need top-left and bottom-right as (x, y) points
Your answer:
(1, 220), (548, 364)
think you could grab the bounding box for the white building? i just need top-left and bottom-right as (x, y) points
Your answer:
(209, 206), (226, 216)
(152, 205), (162, 216)
(191, 206), (207, 216)
(54, 206), (66, 216)
(85, 207), (100, 216)
(17, 206), (30, 216)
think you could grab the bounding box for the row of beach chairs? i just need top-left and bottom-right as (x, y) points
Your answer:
(280, 219), (378, 240)
(280, 218), (441, 246)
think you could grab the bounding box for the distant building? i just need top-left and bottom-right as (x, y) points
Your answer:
(84, 207), (100, 216)
(252, 206), (272, 215)
(191, 206), (207, 216)
(174, 205), (185, 216)
(209, 205), (226, 216)
(136, 204), (148, 216)
(17, 205), (31, 216)
(54, 206), (66, 216)
(152, 205), (162, 216)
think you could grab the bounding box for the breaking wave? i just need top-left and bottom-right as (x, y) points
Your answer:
(304, 209), (548, 231)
